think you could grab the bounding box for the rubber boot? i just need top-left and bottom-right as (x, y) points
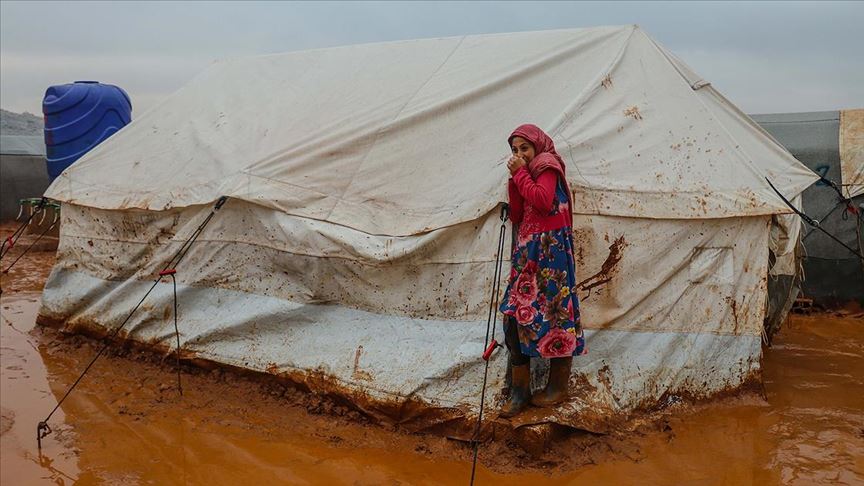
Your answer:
(531, 356), (572, 407)
(499, 363), (530, 418)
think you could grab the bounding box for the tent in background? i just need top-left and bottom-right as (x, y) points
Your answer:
(753, 109), (864, 310)
(0, 135), (49, 222)
(38, 25), (817, 435)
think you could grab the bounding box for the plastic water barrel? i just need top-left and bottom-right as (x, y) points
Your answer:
(42, 81), (132, 179)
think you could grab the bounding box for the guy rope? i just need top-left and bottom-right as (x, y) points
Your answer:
(1, 197), (47, 259)
(469, 203), (508, 485)
(36, 196), (229, 449)
(1, 199), (61, 276)
(766, 177), (863, 260)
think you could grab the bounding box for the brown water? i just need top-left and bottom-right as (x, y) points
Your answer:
(1, 244), (863, 485)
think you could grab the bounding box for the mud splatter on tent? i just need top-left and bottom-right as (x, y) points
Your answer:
(34, 26), (818, 450)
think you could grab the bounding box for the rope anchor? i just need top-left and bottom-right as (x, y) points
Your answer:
(36, 421), (51, 450)
(159, 268), (183, 396)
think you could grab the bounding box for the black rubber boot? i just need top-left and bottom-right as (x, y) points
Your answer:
(531, 356), (573, 407)
(499, 363), (530, 418)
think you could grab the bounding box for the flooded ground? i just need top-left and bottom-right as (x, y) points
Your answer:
(1, 235), (863, 485)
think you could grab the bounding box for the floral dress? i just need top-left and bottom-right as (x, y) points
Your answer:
(500, 178), (586, 358)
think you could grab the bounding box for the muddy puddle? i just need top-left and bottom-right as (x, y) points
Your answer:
(1, 240), (863, 485)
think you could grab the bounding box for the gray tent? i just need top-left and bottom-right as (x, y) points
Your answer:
(753, 110), (864, 308)
(0, 135), (50, 222)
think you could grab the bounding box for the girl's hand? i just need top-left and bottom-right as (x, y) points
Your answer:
(507, 155), (527, 175)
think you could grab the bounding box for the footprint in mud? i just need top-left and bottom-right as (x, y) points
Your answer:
(0, 407), (14, 436)
(3, 364), (28, 379)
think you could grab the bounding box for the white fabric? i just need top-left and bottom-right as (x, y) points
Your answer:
(41, 202), (766, 427)
(39, 26), (817, 427)
(41, 268), (762, 433)
(770, 195), (803, 277)
(840, 109), (863, 198)
(51, 202), (769, 334)
(45, 25), (816, 236)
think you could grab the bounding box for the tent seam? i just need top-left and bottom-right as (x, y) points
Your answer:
(321, 36), (468, 223)
(59, 233), (501, 266)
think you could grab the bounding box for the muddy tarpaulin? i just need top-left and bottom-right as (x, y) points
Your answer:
(42, 202), (768, 432)
(840, 109), (863, 198)
(40, 26), (816, 431)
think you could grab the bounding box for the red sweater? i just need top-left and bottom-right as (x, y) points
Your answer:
(508, 166), (571, 236)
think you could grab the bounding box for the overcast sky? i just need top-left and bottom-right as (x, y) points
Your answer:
(1, 1), (862, 116)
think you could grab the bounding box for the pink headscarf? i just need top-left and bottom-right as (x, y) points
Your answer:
(508, 124), (573, 223)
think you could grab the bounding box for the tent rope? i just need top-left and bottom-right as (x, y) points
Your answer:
(802, 175), (863, 242)
(0, 197), (47, 260)
(159, 268), (183, 396)
(2, 210), (60, 276)
(469, 203), (508, 485)
(37, 196), (228, 449)
(766, 178), (863, 260)
(819, 175), (863, 223)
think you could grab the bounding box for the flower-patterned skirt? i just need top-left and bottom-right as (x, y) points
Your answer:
(499, 226), (586, 358)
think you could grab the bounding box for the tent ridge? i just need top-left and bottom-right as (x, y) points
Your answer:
(244, 25), (633, 61)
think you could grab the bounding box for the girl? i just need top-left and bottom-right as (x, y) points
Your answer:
(499, 124), (586, 418)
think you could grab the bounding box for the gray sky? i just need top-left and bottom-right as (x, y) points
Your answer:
(2, 1), (862, 116)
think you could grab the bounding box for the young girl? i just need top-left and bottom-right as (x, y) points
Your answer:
(499, 124), (586, 418)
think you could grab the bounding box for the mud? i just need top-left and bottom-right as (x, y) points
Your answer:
(600, 74), (613, 90)
(2, 242), (863, 484)
(0, 222), (57, 294)
(575, 234), (626, 295)
(623, 106), (643, 121)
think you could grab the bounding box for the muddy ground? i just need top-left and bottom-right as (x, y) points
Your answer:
(1, 227), (863, 485)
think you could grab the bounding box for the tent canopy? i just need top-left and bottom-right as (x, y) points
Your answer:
(39, 25), (824, 434)
(46, 25), (816, 236)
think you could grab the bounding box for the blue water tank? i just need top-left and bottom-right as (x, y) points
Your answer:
(42, 81), (132, 179)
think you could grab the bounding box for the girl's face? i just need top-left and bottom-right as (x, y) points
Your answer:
(510, 136), (536, 163)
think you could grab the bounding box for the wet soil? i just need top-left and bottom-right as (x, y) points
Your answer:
(1, 239), (863, 485)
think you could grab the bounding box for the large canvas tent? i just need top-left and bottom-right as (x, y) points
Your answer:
(39, 25), (817, 434)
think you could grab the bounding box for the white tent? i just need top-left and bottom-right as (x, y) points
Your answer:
(40, 25), (817, 433)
